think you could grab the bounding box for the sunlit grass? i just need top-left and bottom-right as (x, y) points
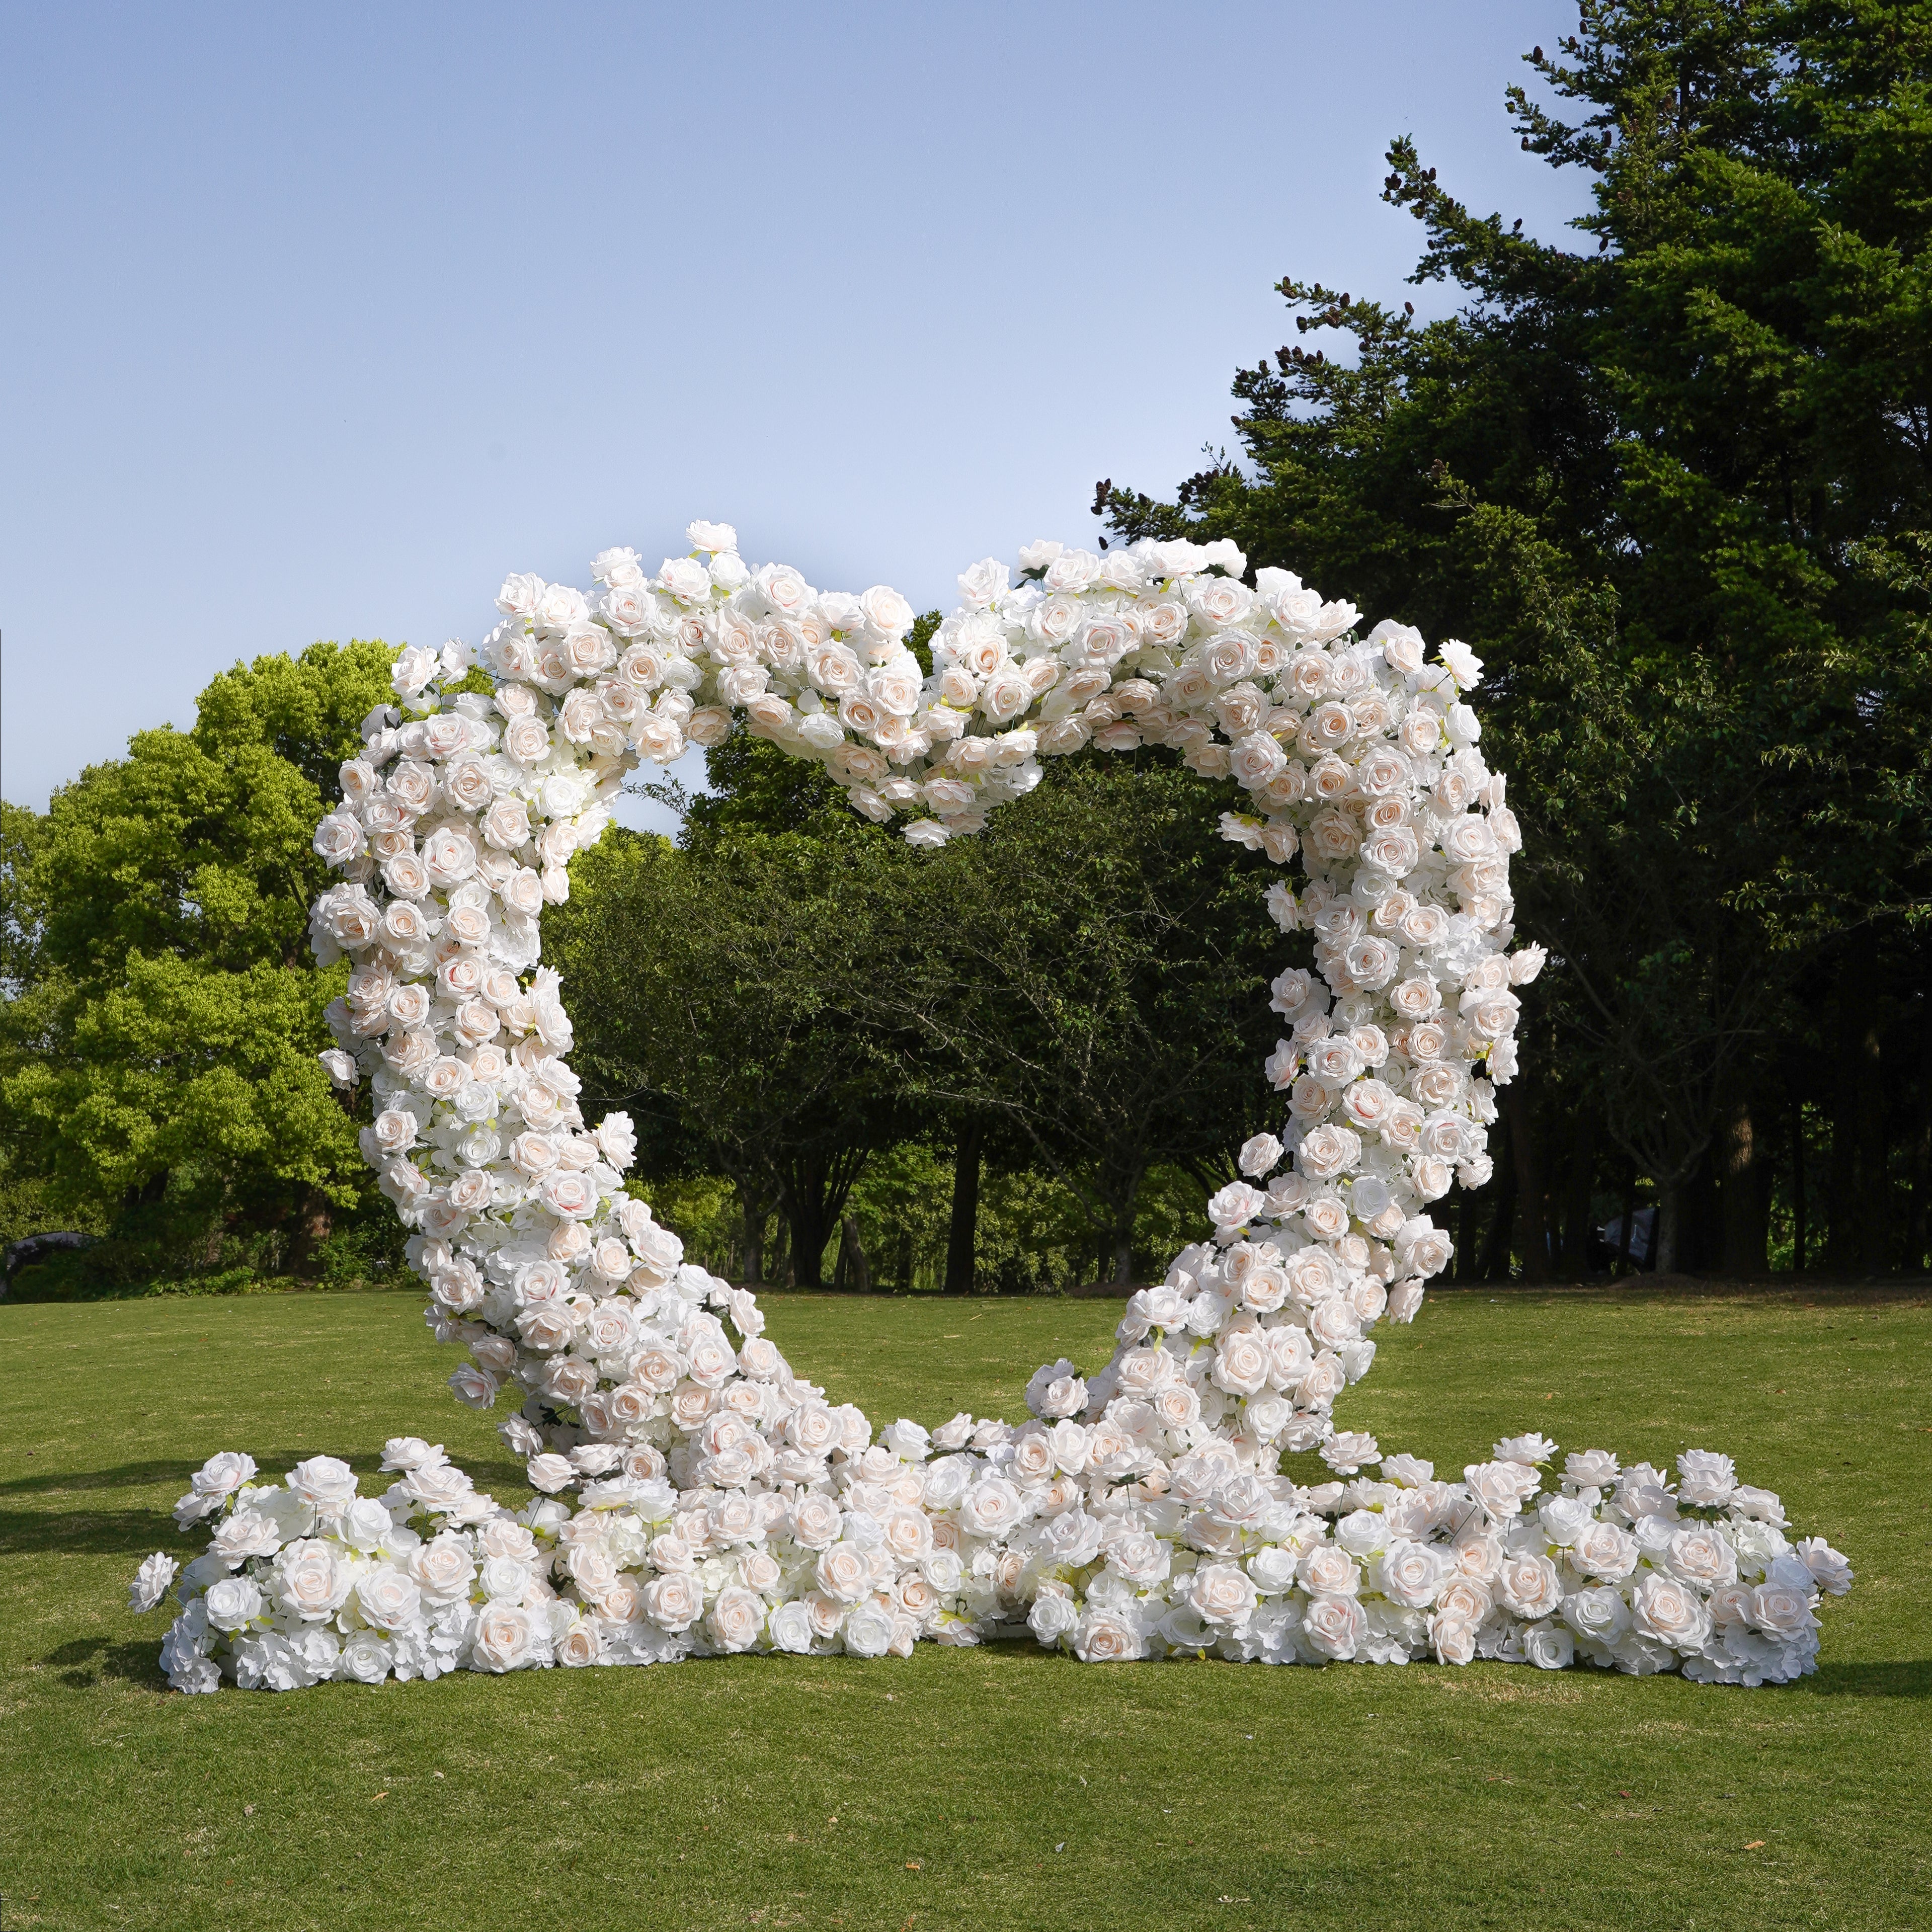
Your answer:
(2, 1283), (1926, 1931)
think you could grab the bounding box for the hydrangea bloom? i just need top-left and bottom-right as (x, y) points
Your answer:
(130, 525), (1852, 1688)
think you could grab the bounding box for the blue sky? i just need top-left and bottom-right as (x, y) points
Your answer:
(1, 2), (1586, 827)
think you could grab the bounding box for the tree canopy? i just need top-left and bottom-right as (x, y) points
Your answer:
(1, 641), (399, 1282)
(1098, 0), (1932, 1274)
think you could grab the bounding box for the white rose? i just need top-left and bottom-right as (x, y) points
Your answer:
(338, 1630), (394, 1684)
(962, 1477), (1025, 1539)
(1208, 1181), (1268, 1232)
(842, 1601), (898, 1658)
(1238, 1133), (1283, 1178)
(1561, 1583), (1631, 1645)
(858, 585), (915, 637)
(337, 1495), (396, 1553)
(1793, 1537), (1853, 1596)
(356, 1564), (424, 1632)
(1213, 1330), (1270, 1398)
(1028, 1587), (1080, 1646)
(408, 1533), (477, 1605)
(1298, 1545), (1359, 1597)
(706, 1587), (767, 1654)
(271, 1540), (352, 1621)
(470, 1601), (537, 1671)
(204, 1575), (267, 1633)
(503, 715), (551, 765)
(1574, 1521), (1639, 1581)
(191, 1451), (259, 1502)
(642, 1572), (704, 1633)
(1521, 1619), (1576, 1670)
(549, 1620), (600, 1669)
(1498, 1552), (1564, 1619)
(1676, 1448), (1737, 1507)
(448, 1363), (499, 1410)
(1748, 1580), (1818, 1638)
(1301, 1592), (1366, 1660)
(1665, 1524), (1739, 1589)
(1320, 1429), (1379, 1475)
(527, 1453), (577, 1494)
(1375, 1540), (1447, 1609)
(129, 1551), (181, 1613)
(1631, 1572), (1714, 1650)
(1189, 1562), (1258, 1626)
(1072, 1607), (1145, 1663)
(1430, 1612), (1478, 1666)
(769, 1600), (816, 1654)
(816, 1544), (874, 1604)
(1372, 621), (1426, 675)
(657, 557), (712, 604)
(957, 557), (1010, 608)
(286, 1455), (358, 1510)
(1025, 1357), (1088, 1419)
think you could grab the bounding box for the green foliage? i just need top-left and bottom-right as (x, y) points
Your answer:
(0, 641), (398, 1287)
(559, 736), (1286, 1289)
(867, 750), (1284, 1269)
(552, 822), (916, 1287)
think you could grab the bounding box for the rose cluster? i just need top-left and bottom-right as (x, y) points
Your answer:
(126, 521), (1853, 1687)
(135, 1426), (1849, 1691)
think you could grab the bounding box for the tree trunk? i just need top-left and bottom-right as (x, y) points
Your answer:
(834, 1215), (871, 1295)
(1826, 964), (1863, 1271)
(1678, 1144), (1717, 1274)
(1656, 1181), (1678, 1275)
(1857, 1009), (1890, 1274)
(1454, 1177), (1480, 1281)
(1476, 1102), (1517, 1283)
(781, 1158), (832, 1291)
(1791, 1088), (1808, 1273)
(289, 1188), (333, 1283)
(738, 1189), (765, 1286)
(1719, 1092), (1766, 1276)
(1615, 1165), (1637, 1276)
(778, 1145), (868, 1292)
(943, 1120), (982, 1296)
(1560, 1101), (1599, 1276)
(1504, 1078), (1548, 1282)
(1099, 1157), (1147, 1287)
(1463, 1103), (1511, 1282)
(1908, 1008), (1932, 1273)
(1478, 1160), (1517, 1282)
(786, 1195), (828, 1289)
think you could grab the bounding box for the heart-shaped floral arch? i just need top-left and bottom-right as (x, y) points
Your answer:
(129, 522), (1852, 1691)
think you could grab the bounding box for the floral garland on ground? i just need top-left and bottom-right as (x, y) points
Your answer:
(129, 522), (1852, 1688)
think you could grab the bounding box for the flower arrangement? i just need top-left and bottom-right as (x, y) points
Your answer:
(130, 522), (1852, 1686)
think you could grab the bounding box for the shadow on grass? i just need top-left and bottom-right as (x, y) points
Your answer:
(0, 1459), (208, 1498)
(1800, 1660), (1932, 1698)
(0, 1505), (186, 1558)
(38, 1635), (168, 1691)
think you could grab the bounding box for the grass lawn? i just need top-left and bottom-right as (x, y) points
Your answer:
(2, 1282), (1927, 1932)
